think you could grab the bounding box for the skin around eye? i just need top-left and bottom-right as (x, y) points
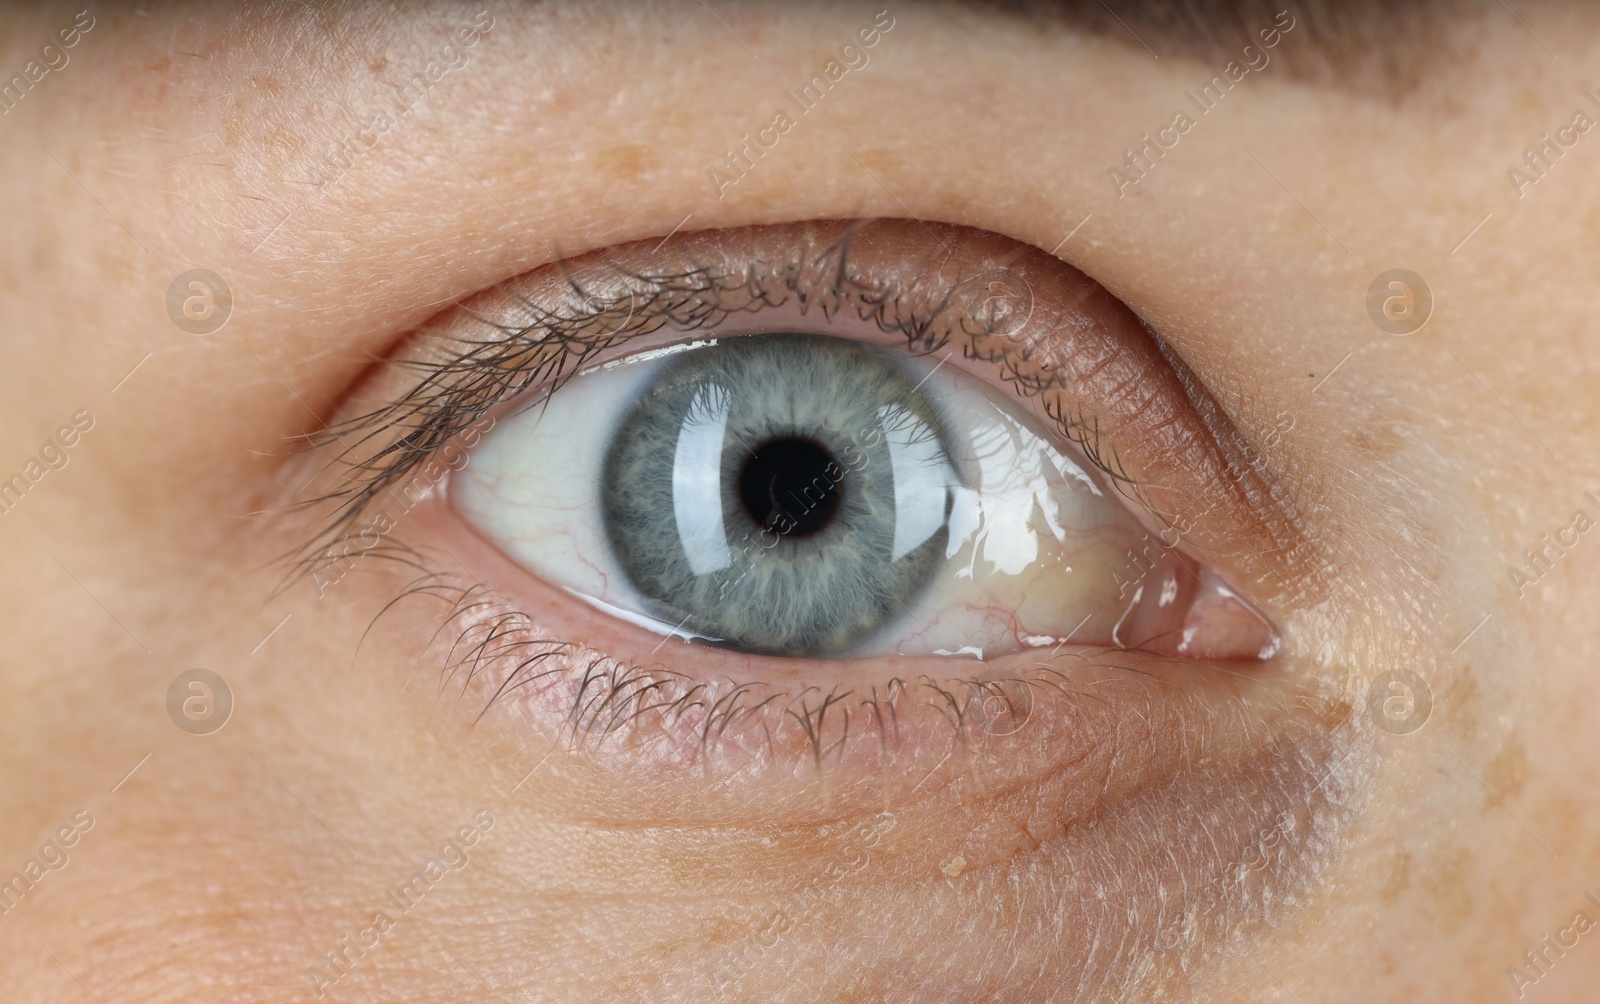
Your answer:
(293, 218), (1331, 842)
(454, 331), (1276, 661)
(9, 4), (1596, 1001)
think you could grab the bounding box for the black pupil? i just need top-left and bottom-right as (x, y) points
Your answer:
(738, 437), (840, 537)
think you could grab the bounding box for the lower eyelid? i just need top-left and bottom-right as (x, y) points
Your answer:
(300, 481), (1362, 999)
(390, 496), (1290, 811)
(349, 502), (1367, 992)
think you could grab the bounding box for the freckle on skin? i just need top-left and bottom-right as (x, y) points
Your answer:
(1379, 850), (1411, 906)
(1420, 846), (1473, 937)
(596, 143), (651, 183)
(1442, 668), (1480, 741)
(1345, 422), (1405, 462)
(1485, 734), (1529, 804)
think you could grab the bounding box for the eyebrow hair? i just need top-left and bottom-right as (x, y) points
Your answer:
(969, 0), (1465, 101)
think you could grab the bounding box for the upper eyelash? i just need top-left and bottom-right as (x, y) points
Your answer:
(280, 220), (1144, 591)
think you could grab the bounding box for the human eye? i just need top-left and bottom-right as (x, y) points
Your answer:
(295, 218), (1308, 772)
(452, 225), (1277, 665)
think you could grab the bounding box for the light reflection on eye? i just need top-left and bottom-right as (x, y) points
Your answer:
(454, 331), (1275, 661)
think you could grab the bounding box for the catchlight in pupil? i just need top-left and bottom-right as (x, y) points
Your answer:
(739, 438), (841, 537)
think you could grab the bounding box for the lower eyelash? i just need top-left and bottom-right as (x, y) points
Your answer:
(367, 557), (1143, 768)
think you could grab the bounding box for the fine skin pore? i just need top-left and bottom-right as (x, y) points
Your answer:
(1, 2), (1599, 1002)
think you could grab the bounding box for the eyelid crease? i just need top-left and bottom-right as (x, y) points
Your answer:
(281, 218), (1317, 626)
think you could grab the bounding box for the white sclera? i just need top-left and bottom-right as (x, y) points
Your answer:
(883, 363), (1149, 657)
(455, 348), (685, 636)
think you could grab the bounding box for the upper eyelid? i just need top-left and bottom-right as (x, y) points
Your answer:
(283, 222), (1071, 563)
(282, 219), (1314, 613)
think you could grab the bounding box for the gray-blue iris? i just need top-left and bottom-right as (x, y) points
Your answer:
(601, 334), (956, 656)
